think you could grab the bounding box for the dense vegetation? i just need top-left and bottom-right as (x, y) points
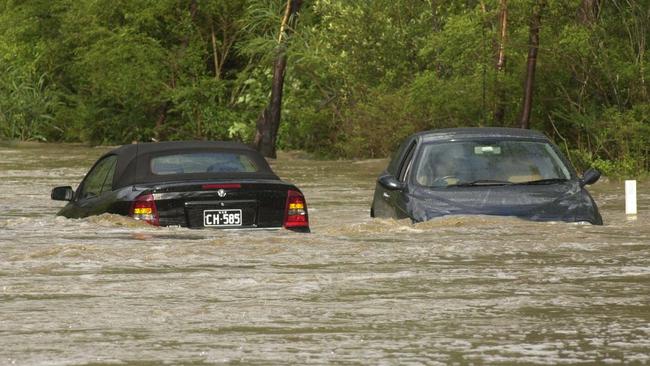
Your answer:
(1, 0), (648, 176)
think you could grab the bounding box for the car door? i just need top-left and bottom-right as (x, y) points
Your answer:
(390, 141), (417, 219)
(374, 140), (417, 219)
(70, 155), (118, 218)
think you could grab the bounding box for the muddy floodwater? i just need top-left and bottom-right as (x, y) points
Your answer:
(1, 142), (649, 365)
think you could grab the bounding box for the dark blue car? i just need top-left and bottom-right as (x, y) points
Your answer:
(371, 128), (603, 224)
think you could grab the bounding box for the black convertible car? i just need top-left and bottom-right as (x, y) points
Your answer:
(371, 128), (603, 225)
(51, 141), (309, 232)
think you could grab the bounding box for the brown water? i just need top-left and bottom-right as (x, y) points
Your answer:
(1, 142), (649, 365)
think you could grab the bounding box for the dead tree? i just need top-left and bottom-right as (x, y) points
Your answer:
(494, 0), (508, 124)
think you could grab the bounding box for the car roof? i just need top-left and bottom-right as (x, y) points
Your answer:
(99, 141), (278, 189)
(107, 140), (257, 157)
(413, 127), (549, 143)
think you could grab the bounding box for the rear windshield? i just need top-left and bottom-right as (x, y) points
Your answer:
(150, 152), (259, 175)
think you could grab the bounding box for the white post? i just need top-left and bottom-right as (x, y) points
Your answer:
(625, 180), (637, 216)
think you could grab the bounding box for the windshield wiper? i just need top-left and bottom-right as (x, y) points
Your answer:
(515, 178), (569, 185)
(448, 179), (513, 187)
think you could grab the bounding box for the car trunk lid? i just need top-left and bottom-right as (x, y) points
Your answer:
(149, 180), (293, 229)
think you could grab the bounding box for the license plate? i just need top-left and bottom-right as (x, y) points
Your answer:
(203, 209), (242, 227)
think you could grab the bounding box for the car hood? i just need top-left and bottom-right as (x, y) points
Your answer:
(406, 181), (602, 224)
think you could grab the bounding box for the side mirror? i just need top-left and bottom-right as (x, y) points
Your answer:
(580, 168), (601, 187)
(378, 175), (404, 191)
(51, 186), (74, 201)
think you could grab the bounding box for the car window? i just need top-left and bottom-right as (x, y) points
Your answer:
(78, 155), (117, 199)
(397, 142), (417, 182)
(414, 140), (572, 186)
(150, 152), (258, 175)
(100, 157), (117, 193)
(387, 139), (411, 176)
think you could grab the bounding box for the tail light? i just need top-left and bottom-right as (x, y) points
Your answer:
(283, 190), (309, 229)
(130, 193), (159, 226)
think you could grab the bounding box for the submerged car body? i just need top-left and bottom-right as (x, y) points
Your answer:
(371, 128), (603, 225)
(51, 141), (309, 232)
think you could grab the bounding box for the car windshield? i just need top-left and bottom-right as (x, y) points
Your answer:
(151, 152), (259, 175)
(414, 140), (572, 187)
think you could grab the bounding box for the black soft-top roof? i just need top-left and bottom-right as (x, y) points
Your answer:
(108, 140), (257, 157)
(101, 141), (279, 189)
(414, 127), (549, 143)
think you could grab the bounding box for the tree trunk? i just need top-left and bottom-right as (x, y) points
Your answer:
(578, 0), (600, 25)
(519, 0), (545, 129)
(210, 21), (220, 80)
(254, 48), (288, 157)
(494, 0), (508, 124)
(253, 0), (302, 158)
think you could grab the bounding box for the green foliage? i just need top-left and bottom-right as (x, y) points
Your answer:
(0, 65), (56, 141)
(557, 105), (650, 176)
(0, 0), (648, 176)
